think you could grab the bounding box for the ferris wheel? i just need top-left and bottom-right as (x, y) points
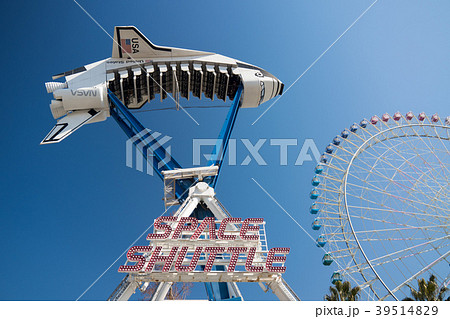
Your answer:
(309, 111), (450, 301)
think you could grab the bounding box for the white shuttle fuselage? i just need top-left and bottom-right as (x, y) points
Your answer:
(42, 26), (283, 144)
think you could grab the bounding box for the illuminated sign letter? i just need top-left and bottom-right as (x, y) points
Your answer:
(174, 246), (203, 272)
(145, 246), (179, 272)
(147, 216), (176, 239)
(245, 247), (263, 272)
(172, 217), (198, 239)
(118, 246), (152, 273)
(118, 216), (291, 278)
(240, 218), (264, 240)
(265, 247), (290, 273)
(226, 247), (247, 272)
(203, 247), (226, 272)
(190, 217), (216, 240)
(217, 217), (241, 240)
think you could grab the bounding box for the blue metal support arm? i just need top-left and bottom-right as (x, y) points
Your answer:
(108, 88), (244, 301)
(206, 85), (243, 187)
(108, 90), (192, 200)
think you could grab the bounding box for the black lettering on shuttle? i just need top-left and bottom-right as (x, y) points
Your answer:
(132, 37), (139, 54)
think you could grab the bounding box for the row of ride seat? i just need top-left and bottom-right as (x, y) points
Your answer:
(107, 61), (242, 108)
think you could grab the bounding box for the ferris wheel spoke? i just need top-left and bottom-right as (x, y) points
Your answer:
(323, 232), (450, 263)
(348, 216), (447, 235)
(329, 236), (435, 243)
(351, 224), (449, 235)
(347, 145), (448, 205)
(347, 183), (450, 217)
(347, 178), (447, 214)
(388, 123), (450, 179)
(324, 219), (448, 282)
(362, 221), (409, 282)
(432, 123), (450, 159)
(319, 214), (447, 236)
(346, 204), (447, 220)
(413, 124), (450, 177)
(344, 177), (449, 216)
(329, 145), (449, 208)
(352, 122), (449, 189)
(318, 199), (446, 245)
(322, 233), (448, 254)
(344, 190), (447, 228)
(345, 240), (450, 276)
(317, 175), (445, 225)
(380, 249), (450, 300)
(387, 144), (449, 196)
(441, 273), (450, 289)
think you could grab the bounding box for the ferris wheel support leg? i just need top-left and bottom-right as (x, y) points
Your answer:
(151, 282), (174, 301)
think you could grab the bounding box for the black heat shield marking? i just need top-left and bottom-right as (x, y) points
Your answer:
(41, 110), (99, 144)
(43, 123), (69, 143)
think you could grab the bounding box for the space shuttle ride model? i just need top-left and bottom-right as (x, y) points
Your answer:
(42, 26), (284, 144)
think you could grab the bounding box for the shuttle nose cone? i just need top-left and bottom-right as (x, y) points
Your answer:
(238, 66), (284, 108)
(260, 72), (284, 103)
(258, 68), (283, 97)
(278, 82), (284, 95)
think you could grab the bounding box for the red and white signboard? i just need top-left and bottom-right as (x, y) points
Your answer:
(118, 217), (290, 276)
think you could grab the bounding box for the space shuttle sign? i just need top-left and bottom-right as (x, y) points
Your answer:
(118, 217), (290, 282)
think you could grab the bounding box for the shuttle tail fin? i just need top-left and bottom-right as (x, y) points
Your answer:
(112, 26), (210, 59)
(112, 26), (172, 59)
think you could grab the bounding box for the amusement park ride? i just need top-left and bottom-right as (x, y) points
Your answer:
(41, 26), (299, 301)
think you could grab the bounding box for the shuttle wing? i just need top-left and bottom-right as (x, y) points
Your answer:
(41, 109), (101, 145)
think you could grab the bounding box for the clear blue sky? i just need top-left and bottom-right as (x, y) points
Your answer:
(1, 0), (449, 301)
